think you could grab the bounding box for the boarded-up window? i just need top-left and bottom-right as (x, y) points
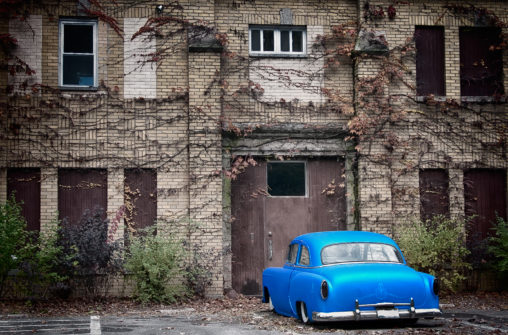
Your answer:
(460, 27), (504, 97)
(464, 169), (507, 244)
(415, 26), (445, 96)
(124, 169), (157, 236)
(58, 169), (107, 226)
(7, 168), (41, 231)
(419, 169), (449, 222)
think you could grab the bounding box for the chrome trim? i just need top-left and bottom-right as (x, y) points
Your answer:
(312, 298), (441, 322)
(313, 308), (441, 322)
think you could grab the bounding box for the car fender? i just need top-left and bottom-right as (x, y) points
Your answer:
(288, 270), (328, 319)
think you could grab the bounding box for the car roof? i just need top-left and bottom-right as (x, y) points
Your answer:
(291, 231), (403, 266)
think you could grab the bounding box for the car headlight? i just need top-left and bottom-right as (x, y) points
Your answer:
(433, 278), (440, 295)
(321, 280), (329, 300)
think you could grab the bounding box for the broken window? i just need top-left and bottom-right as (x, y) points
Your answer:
(250, 26), (306, 56)
(59, 19), (97, 88)
(460, 27), (504, 97)
(415, 26), (445, 96)
(267, 161), (306, 196)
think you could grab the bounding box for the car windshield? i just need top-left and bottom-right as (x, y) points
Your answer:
(321, 243), (403, 265)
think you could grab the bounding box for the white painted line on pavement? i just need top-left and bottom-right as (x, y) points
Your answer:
(90, 315), (101, 335)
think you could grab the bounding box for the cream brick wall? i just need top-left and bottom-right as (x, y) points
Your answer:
(40, 168), (58, 235)
(124, 18), (156, 99)
(8, 16), (42, 94)
(249, 26), (325, 104)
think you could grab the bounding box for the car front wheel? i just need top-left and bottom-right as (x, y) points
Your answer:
(299, 302), (310, 324)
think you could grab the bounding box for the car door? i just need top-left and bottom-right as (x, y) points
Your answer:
(270, 243), (299, 316)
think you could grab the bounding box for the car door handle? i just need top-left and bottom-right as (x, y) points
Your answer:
(268, 239), (273, 261)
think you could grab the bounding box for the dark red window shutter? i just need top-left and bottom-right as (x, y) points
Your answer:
(419, 169), (449, 222)
(124, 169), (157, 236)
(464, 169), (507, 243)
(415, 26), (445, 96)
(7, 168), (41, 231)
(460, 27), (504, 97)
(58, 169), (107, 226)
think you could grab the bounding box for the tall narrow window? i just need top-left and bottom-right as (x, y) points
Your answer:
(419, 169), (449, 222)
(267, 162), (306, 196)
(124, 169), (157, 238)
(7, 168), (41, 231)
(460, 27), (504, 97)
(415, 26), (445, 96)
(59, 19), (97, 88)
(58, 169), (107, 226)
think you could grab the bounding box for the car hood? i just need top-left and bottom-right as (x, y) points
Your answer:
(315, 263), (433, 308)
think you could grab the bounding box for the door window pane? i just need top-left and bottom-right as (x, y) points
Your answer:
(267, 162), (306, 196)
(299, 245), (310, 265)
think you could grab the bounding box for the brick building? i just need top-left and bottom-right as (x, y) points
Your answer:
(1, 0), (506, 296)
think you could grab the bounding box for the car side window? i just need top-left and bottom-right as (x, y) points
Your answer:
(287, 243), (299, 264)
(299, 245), (310, 266)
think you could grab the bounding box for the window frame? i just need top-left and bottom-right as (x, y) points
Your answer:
(249, 25), (307, 57)
(266, 160), (308, 198)
(58, 18), (98, 90)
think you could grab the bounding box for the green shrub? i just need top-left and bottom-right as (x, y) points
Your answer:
(124, 228), (189, 303)
(488, 216), (508, 275)
(0, 196), (28, 297)
(395, 215), (471, 293)
(16, 218), (77, 299)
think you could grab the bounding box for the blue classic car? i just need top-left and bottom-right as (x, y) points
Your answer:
(262, 231), (441, 323)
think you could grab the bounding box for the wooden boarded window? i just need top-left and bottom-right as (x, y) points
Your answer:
(124, 169), (157, 236)
(7, 168), (41, 231)
(464, 169), (507, 244)
(460, 27), (504, 97)
(58, 169), (107, 226)
(419, 169), (449, 222)
(415, 26), (445, 96)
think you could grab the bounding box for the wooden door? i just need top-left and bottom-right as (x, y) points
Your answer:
(231, 158), (346, 295)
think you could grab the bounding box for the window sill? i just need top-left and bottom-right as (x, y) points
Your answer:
(415, 96), (447, 102)
(59, 86), (98, 92)
(461, 96), (506, 103)
(249, 53), (307, 59)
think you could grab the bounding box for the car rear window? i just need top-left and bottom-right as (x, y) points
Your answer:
(321, 243), (403, 265)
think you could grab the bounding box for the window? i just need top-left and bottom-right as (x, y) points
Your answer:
(250, 26), (306, 56)
(321, 243), (403, 265)
(460, 27), (504, 97)
(287, 243), (299, 264)
(58, 169), (107, 226)
(299, 245), (310, 266)
(464, 169), (506, 247)
(7, 168), (41, 232)
(419, 169), (449, 222)
(124, 169), (157, 238)
(415, 26), (445, 96)
(59, 19), (97, 88)
(267, 162), (306, 196)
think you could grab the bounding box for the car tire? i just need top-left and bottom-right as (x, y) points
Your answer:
(299, 302), (310, 324)
(268, 295), (274, 311)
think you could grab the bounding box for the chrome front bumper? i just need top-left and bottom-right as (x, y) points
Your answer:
(312, 298), (442, 322)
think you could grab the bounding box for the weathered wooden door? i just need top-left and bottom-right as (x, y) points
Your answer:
(231, 158), (346, 295)
(464, 169), (507, 245)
